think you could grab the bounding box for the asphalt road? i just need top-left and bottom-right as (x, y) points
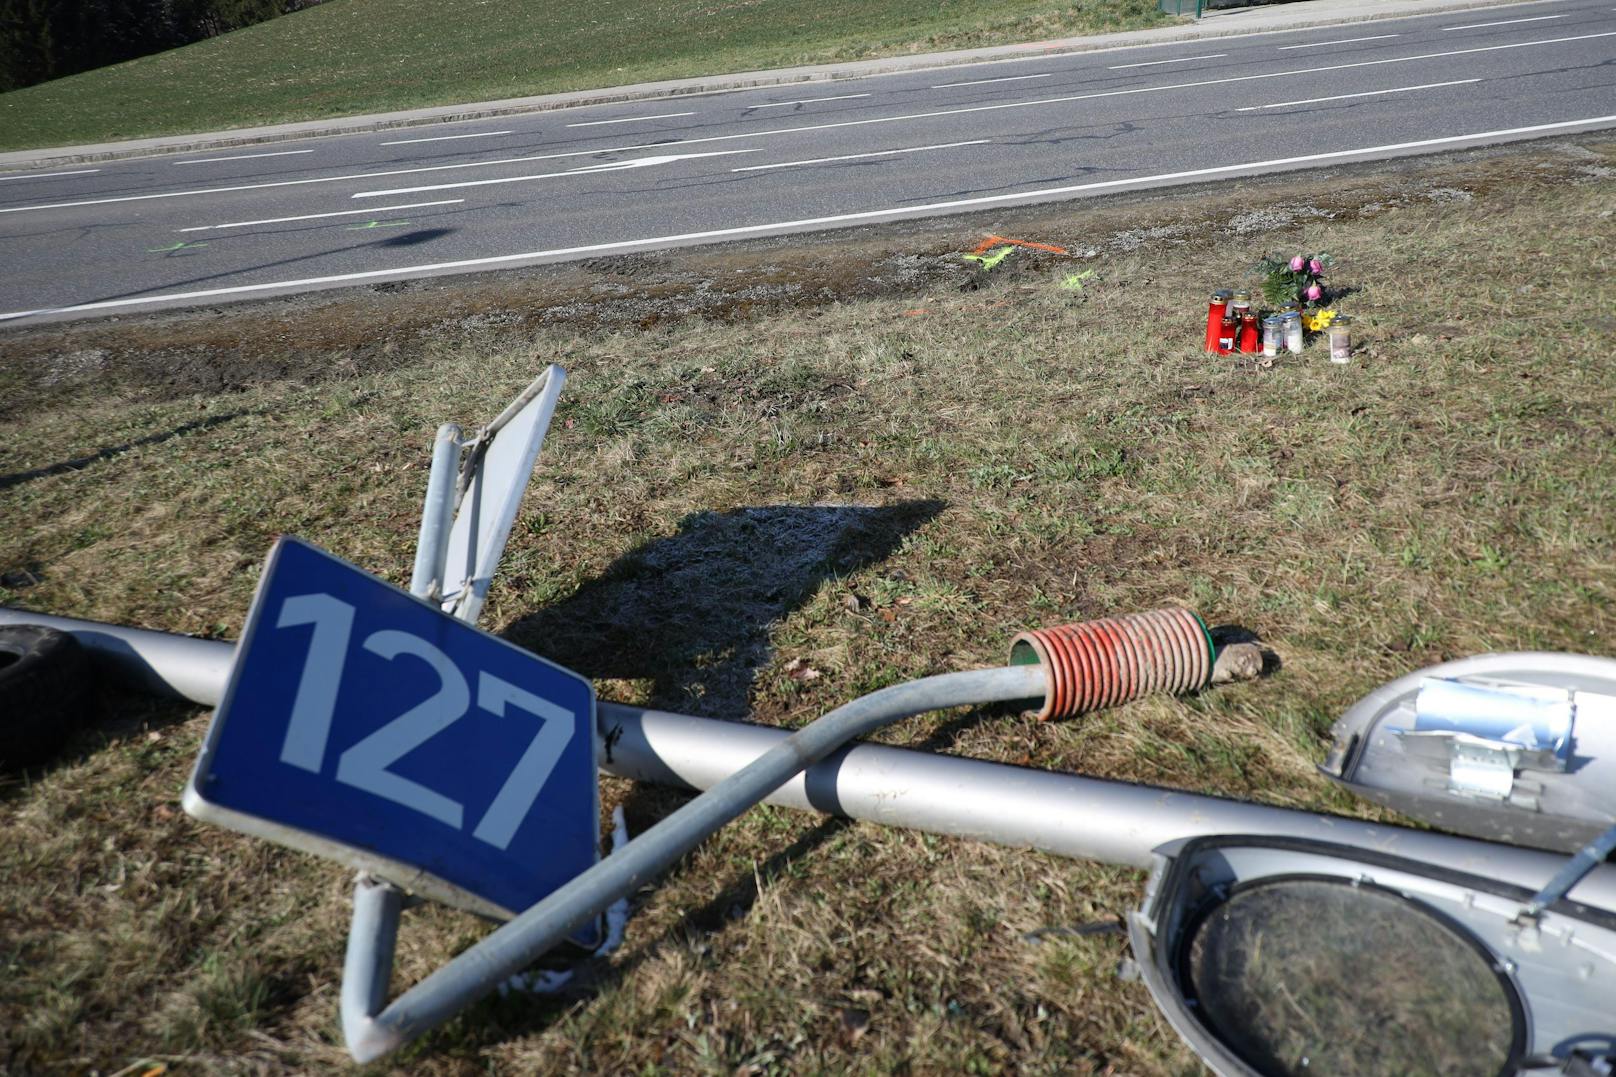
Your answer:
(2, 0), (1613, 325)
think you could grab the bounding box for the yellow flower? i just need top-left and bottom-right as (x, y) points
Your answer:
(1302, 308), (1338, 332)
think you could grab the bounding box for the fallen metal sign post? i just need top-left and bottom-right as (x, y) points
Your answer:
(4, 365), (1616, 1073)
(186, 366), (609, 1054)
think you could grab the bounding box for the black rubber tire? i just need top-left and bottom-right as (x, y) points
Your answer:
(0, 624), (94, 769)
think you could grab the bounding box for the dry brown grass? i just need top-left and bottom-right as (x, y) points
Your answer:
(1, 139), (1613, 1075)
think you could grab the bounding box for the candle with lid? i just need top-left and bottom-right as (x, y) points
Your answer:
(1205, 290), (1232, 352)
(1286, 315), (1304, 354)
(1238, 310), (1260, 353)
(1328, 317), (1353, 363)
(1261, 315), (1283, 357)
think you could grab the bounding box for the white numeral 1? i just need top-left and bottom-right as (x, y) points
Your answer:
(276, 593), (356, 772)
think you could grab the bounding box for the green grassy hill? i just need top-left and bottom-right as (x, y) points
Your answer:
(0, 0), (1166, 153)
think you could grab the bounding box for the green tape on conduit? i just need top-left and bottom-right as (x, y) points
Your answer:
(1191, 609), (1217, 667)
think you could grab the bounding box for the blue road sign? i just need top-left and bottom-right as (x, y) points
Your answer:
(185, 536), (598, 918)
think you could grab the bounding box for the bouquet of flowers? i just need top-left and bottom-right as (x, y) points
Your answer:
(1256, 251), (1339, 332)
(1256, 251), (1332, 308)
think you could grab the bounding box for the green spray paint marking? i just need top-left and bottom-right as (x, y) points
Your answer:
(147, 240), (208, 254)
(962, 246), (1014, 271)
(345, 219), (413, 230)
(1060, 269), (1097, 291)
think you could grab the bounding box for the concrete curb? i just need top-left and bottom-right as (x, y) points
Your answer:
(0, 0), (1554, 171)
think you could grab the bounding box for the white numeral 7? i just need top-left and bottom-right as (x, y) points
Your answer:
(471, 672), (575, 850)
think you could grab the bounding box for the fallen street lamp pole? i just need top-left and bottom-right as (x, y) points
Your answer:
(6, 605), (1616, 1048)
(11, 600), (1615, 903)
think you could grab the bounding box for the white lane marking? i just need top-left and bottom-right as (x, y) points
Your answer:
(8, 31), (1615, 217)
(731, 139), (989, 172)
(1109, 53), (1226, 69)
(746, 93), (872, 108)
(380, 130), (513, 145)
(1277, 34), (1401, 49)
(0, 168), (102, 181)
(173, 149), (315, 165)
(7, 116), (1612, 324)
(177, 200), (464, 232)
(1236, 78), (1479, 110)
(1445, 14), (1563, 29)
(351, 148), (759, 198)
(565, 111), (695, 127)
(932, 73), (1053, 88)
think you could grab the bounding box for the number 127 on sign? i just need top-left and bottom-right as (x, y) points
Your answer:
(185, 537), (599, 920)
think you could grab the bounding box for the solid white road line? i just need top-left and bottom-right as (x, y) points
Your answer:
(7, 116), (1612, 324)
(0, 168), (102, 181)
(565, 112), (695, 127)
(380, 131), (513, 145)
(7, 31), (1615, 217)
(351, 148), (759, 198)
(174, 149), (315, 165)
(177, 200), (464, 231)
(1109, 53), (1226, 69)
(746, 94), (872, 108)
(1445, 14), (1563, 29)
(933, 73), (1053, 88)
(1236, 79), (1479, 110)
(731, 140), (989, 171)
(1277, 34), (1401, 49)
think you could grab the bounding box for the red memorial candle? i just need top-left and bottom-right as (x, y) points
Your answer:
(1205, 290), (1231, 353)
(1239, 310), (1260, 353)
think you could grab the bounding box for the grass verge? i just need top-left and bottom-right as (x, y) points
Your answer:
(0, 0), (1166, 153)
(0, 141), (1613, 1074)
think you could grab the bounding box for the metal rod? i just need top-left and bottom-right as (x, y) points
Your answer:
(345, 426), (469, 1050)
(444, 366), (567, 625)
(1521, 821), (1616, 920)
(341, 874), (403, 1056)
(482, 367), (555, 443)
(351, 665), (1045, 1061)
(408, 423), (463, 600)
(0, 606), (233, 706)
(596, 702), (1616, 907)
(9, 607), (1616, 914)
(452, 366), (555, 511)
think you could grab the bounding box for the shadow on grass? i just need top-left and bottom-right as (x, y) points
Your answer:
(435, 501), (944, 1047)
(0, 693), (201, 801)
(503, 500), (945, 720)
(0, 410), (248, 491)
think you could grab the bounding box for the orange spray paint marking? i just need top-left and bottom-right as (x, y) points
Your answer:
(970, 234), (1070, 256)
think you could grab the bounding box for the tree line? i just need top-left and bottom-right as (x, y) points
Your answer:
(1, 0), (324, 92)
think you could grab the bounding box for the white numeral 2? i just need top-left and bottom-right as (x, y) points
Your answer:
(336, 629), (470, 830)
(273, 592), (577, 848)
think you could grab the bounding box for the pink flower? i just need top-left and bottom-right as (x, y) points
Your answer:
(1290, 255), (1305, 272)
(1309, 258), (1323, 274)
(1305, 283), (1323, 301)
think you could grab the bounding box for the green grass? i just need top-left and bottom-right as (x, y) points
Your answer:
(0, 0), (1167, 152)
(0, 146), (1613, 1073)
